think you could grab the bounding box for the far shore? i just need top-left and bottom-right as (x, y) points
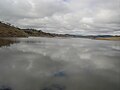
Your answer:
(94, 37), (120, 41)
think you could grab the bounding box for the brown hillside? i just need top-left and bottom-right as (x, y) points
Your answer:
(0, 21), (28, 37)
(22, 29), (56, 37)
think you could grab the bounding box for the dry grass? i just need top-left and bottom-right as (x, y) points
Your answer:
(95, 37), (120, 41)
(0, 22), (28, 37)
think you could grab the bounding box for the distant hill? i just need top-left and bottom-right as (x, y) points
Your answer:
(0, 21), (120, 41)
(0, 21), (28, 37)
(22, 29), (71, 37)
(22, 29), (56, 37)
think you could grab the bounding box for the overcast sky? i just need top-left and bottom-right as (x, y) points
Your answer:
(0, 0), (120, 35)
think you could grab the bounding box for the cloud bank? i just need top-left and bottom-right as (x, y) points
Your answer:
(0, 0), (120, 35)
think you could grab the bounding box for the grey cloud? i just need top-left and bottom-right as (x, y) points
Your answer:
(0, 0), (120, 35)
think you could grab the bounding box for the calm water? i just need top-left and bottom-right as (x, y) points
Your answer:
(0, 37), (120, 90)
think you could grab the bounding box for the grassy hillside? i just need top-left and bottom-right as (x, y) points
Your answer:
(23, 29), (56, 37)
(0, 21), (28, 37)
(0, 21), (61, 37)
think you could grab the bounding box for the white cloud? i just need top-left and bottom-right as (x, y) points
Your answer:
(0, 0), (120, 35)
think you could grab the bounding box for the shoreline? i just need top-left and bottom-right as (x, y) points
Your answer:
(94, 37), (120, 41)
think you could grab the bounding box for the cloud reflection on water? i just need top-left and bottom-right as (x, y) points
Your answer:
(0, 37), (120, 90)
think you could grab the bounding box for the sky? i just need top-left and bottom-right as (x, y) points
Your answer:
(0, 0), (120, 35)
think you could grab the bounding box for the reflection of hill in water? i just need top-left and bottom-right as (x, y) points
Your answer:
(0, 38), (16, 47)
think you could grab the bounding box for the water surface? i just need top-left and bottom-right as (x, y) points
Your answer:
(0, 37), (120, 90)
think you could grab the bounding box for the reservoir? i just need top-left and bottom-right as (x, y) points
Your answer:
(0, 37), (120, 90)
